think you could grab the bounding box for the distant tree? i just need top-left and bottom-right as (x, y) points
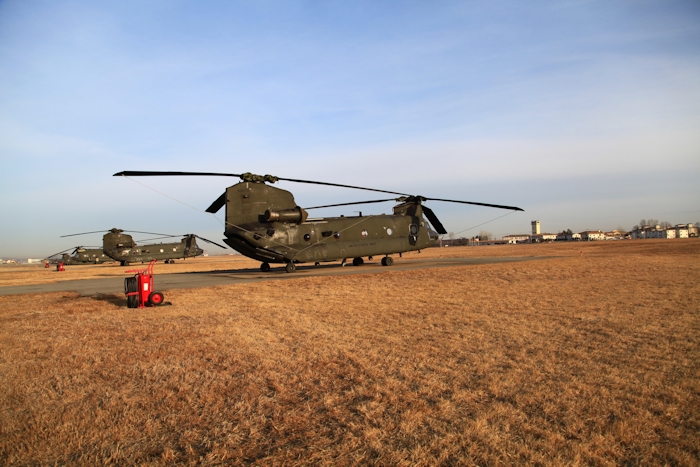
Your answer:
(695, 222), (699, 228)
(659, 221), (672, 229)
(640, 218), (659, 227)
(448, 232), (455, 241)
(478, 230), (492, 241)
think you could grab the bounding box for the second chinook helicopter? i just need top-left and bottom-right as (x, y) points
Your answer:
(114, 171), (523, 272)
(61, 229), (227, 266)
(45, 246), (114, 265)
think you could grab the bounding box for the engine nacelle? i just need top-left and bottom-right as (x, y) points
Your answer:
(264, 207), (308, 224)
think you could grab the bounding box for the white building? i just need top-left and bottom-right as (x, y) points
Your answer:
(630, 223), (698, 239)
(502, 234), (530, 243)
(580, 230), (606, 241)
(556, 232), (582, 241)
(532, 233), (557, 242)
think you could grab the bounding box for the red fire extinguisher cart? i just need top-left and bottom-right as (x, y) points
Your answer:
(124, 259), (164, 308)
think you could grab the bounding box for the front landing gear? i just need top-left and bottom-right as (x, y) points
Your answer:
(381, 256), (394, 267)
(260, 262), (271, 272)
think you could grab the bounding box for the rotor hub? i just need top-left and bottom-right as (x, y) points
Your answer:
(240, 172), (279, 183)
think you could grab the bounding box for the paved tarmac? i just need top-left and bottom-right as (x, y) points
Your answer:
(0, 256), (546, 296)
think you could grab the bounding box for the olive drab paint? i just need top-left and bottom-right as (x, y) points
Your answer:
(113, 171), (523, 272)
(216, 181), (439, 266)
(101, 229), (204, 266)
(56, 229), (227, 266)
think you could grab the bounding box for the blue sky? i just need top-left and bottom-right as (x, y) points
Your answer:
(1, 1), (699, 258)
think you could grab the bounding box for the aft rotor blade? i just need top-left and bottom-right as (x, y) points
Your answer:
(305, 199), (397, 210)
(206, 192), (227, 213)
(133, 235), (180, 242)
(424, 198), (524, 212)
(194, 235), (228, 249)
(126, 230), (175, 236)
(422, 206), (448, 235)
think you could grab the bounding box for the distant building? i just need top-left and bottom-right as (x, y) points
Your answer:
(580, 230), (606, 241)
(556, 232), (581, 241)
(629, 224), (697, 240)
(532, 233), (557, 242)
(531, 220), (540, 236)
(502, 234), (530, 244)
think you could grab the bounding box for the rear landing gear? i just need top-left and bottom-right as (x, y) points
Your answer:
(381, 256), (394, 267)
(260, 262), (271, 272)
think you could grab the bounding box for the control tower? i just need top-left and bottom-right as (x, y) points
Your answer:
(531, 220), (540, 236)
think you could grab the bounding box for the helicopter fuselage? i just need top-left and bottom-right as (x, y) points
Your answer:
(221, 182), (438, 264)
(102, 230), (204, 265)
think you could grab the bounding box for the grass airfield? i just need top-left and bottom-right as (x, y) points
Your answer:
(1, 240), (699, 465)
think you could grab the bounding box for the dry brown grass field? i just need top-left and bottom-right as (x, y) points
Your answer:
(1, 240), (699, 465)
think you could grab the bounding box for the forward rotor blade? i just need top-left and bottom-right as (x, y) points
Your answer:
(194, 235), (228, 249)
(422, 206), (447, 235)
(305, 198), (397, 210)
(61, 229), (173, 238)
(206, 192), (227, 213)
(46, 247), (77, 258)
(114, 171), (242, 178)
(60, 230), (109, 238)
(114, 170), (411, 197)
(276, 177), (410, 197)
(424, 198), (524, 212)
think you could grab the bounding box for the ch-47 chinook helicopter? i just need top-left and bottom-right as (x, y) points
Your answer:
(61, 228), (227, 266)
(45, 246), (114, 265)
(114, 171), (524, 272)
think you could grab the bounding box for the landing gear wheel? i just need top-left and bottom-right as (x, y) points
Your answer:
(285, 262), (296, 273)
(121, 261), (130, 267)
(260, 262), (271, 272)
(381, 256), (394, 267)
(124, 277), (139, 308)
(352, 257), (364, 266)
(148, 291), (164, 306)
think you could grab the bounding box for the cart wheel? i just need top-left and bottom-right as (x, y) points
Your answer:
(260, 262), (271, 272)
(285, 262), (296, 273)
(148, 291), (164, 306)
(125, 277), (139, 308)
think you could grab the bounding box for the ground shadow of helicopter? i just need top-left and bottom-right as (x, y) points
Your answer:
(114, 171), (524, 273)
(60, 228), (227, 266)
